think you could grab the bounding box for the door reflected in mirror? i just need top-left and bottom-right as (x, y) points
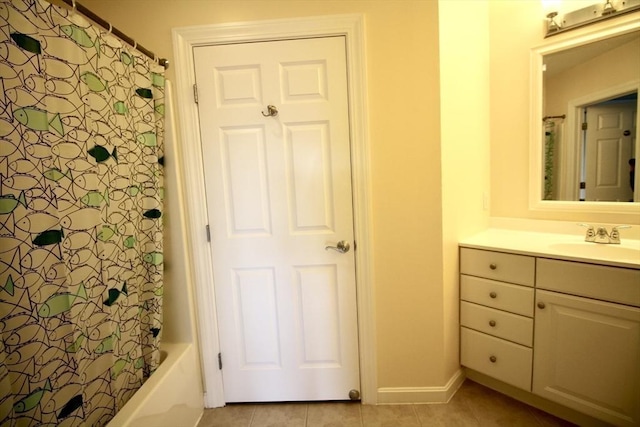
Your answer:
(542, 30), (640, 202)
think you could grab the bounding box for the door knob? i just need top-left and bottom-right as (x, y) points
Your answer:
(325, 240), (350, 253)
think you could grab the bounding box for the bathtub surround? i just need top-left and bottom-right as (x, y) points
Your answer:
(106, 343), (202, 427)
(0, 1), (165, 425)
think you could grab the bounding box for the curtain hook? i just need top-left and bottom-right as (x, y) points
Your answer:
(107, 22), (113, 35)
(71, 0), (76, 15)
(132, 40), (137, 50)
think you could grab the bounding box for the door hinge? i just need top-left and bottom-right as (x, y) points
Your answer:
(193, 83), (199, 104)
(218, 352), (222, 370)
(206, 224), (211, 242)
(582, 122), (588, 130)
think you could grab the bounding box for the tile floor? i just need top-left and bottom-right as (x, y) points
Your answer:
(197, 379), (576, 426)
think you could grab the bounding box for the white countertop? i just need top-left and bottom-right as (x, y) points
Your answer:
(460, 228), (640, 269)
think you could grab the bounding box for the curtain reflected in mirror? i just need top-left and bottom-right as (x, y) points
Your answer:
(542, 30), (640, 202)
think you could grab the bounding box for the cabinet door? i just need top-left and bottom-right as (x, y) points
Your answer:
(533, 290), (640, 427)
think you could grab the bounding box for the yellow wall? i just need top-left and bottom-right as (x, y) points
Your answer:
(545, 38), (640, 117)
(439, 0), (491, 384)
(81, 0), (450, 390)
(79, 0), (639, 396)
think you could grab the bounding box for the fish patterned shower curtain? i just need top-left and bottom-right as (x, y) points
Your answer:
(544, 121), (556, 200)
(0, 0), (164, 425)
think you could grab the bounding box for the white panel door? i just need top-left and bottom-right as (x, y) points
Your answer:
(193, 37), (360, 402)
(585, 101), (636, 202)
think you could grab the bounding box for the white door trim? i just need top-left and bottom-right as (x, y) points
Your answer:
(171, 14), (376, 407)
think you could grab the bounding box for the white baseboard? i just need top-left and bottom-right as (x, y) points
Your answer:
(376, 369), (465, 404)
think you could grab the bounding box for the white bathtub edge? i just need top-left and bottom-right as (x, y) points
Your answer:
(107, 342), (204, 427)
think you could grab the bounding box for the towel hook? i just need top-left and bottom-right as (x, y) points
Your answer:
(261, 105), (278, 117)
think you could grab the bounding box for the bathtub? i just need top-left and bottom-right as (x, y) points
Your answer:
(107, 343), (204, 427)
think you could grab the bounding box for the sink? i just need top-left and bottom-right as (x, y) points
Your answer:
(548, 243), (640, 263)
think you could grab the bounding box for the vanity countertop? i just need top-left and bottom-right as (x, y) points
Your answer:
(460, 229), (640, 269)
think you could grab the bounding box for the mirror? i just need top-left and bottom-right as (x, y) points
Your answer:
(530, 19), (640, 213)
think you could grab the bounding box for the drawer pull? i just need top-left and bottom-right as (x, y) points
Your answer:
(489, 292), (497, 299)
(489, 355), (497, 363)
(489, 320), (496, 327)
(489, 263), (497, 270)
(537, 302), (546, 309)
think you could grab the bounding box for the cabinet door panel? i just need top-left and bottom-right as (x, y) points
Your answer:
(533, 290), (640, 427)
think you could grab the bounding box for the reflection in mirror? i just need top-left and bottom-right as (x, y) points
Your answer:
(541, 30), (640, 203)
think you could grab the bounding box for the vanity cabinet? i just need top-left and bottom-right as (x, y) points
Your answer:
(534, 260), (640, 427)
(460, 247), (640, 427)
(459, 248), (535, 391)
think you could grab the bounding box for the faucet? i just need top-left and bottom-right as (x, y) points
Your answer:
(578, 224), (630, 244)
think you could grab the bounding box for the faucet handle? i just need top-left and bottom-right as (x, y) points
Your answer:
(609, 225), (631, 244)
(578, 223), (596, 242)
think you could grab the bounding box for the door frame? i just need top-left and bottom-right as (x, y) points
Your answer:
(172, 14), (376, 407)
(561, 80), (640, 201)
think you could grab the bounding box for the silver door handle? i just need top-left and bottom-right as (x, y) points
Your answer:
(325, 240), (350, 253)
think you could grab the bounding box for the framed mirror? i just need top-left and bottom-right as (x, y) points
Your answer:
(530, 16), (640, 213)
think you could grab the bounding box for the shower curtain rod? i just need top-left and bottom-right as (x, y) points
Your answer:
(52, 0), (169, 69)
(542, 114), (566, 121)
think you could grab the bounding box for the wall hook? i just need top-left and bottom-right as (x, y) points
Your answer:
(261, 105), (278, 117)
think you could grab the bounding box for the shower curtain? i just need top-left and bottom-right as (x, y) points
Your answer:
(0, 0), (164, 425)
(544, 121), (556, 200)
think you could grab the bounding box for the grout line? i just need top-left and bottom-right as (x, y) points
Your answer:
(304, 403), (309, 427)
(411, 404), (421, 426)
(248, 404), (256, 426)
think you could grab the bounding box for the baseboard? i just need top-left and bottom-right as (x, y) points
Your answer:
(376, 369), (465, 404)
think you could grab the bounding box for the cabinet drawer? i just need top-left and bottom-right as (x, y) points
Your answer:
(537, 258), (640, 307)
(460, 248), (535, 286)
(461, 301), (533, 347)
(461, 275), (534, 316)
(461, 327), (532, 391)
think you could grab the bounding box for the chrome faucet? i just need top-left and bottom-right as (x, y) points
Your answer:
(578, 224), (630, 244)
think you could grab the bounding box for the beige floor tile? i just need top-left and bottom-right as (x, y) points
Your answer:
(250, 403), (307, 427)
(360, 404), (420, 427)
(198, 404), (256, 427)
(196, 380), (576, 427)
(528, 406), (577, 427)
(460, 384), (545, 426)
(306, 402), (362, 427)
(414, 399), (480, 426)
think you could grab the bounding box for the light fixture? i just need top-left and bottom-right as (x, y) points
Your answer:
(601, 0), (616, 15)
(545, 0), (640, 37)
(546, 11), (561, 33)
